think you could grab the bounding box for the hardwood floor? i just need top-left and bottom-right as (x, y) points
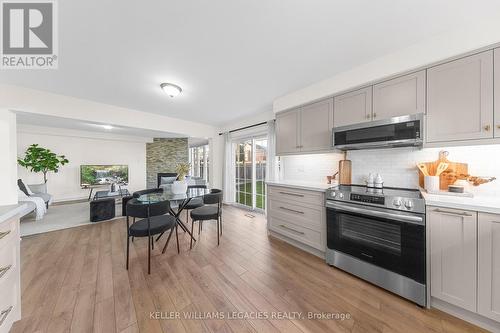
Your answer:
(12, 205), (485, 333)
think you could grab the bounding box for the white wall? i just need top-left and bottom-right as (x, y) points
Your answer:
(280, 145), (500, 196)
(17, 125), (149, 202)
(274, 19), (500, 112)
(0, 110), (18, 205)
(280, 153), (344, 183)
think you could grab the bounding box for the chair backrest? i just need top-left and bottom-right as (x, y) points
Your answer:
(188, 184), (207, 189)
(126, 199), (170, 218)
(157, 173), (177, 188)
(132, 188), (163, 198)
(203, 190), (222, 205)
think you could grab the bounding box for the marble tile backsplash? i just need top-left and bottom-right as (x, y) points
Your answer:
(280, 145), (500, 195)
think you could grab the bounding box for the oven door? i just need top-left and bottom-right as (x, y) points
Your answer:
(326, 201), (425, 284)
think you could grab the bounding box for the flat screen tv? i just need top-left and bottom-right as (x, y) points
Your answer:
(80, 165), (129, 187)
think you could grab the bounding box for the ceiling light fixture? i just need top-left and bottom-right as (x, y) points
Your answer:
(160, 82), (182, 97)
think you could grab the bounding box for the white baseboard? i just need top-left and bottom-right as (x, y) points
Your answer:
(431, 297), (500, 332)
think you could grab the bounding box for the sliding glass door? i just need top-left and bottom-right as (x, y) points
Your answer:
(234, 136), (267, 211)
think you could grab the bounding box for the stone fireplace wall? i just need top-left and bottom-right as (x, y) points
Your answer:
(146, 138), (188, 188)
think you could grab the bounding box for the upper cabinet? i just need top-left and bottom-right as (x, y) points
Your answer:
(494, 49), (500, 138)
(275, 98), (333, 155)
(427, 51), (494, 143)
(373, 70), (426, 120)
(276, 108), (300, 155)
(300, 99), (334, 152)
(333, 87), (372, 127)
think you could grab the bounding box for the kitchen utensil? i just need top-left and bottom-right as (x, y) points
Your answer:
(417, 163), (430, 176)
(338, 152), (352, 185)
(418, 151), (468, 190)
(424, 176), (440, 192)
(435, 162), (449, 176)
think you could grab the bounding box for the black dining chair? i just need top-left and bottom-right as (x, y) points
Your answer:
(183, 184), (206, 226)
(189, 189), (223, 249)
(132, 188), (163, 198)
(126, 199), (178, 274)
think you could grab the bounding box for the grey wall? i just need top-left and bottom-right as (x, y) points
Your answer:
(146, 138), (188, 188)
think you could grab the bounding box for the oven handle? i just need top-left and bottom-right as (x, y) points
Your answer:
(326, 201), (424, 225)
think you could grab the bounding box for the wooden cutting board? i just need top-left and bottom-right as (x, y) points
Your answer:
(418, 151), (468, 190)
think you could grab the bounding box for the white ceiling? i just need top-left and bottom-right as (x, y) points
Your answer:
(3, 0), (500, 126)
(15, 112), (185, 138)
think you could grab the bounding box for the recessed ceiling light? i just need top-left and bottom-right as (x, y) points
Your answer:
(101, 125), (113, 130)
(160, 82), (182, 98)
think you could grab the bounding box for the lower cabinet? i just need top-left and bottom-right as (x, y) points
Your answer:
(478, 212), (500, 322)
(429, 207), (500, 325)
(267, 185), (326, 252)
(428, 206), (477, 312)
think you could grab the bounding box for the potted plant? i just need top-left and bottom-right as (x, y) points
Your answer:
(18, 144), (69, 183)
(171, 163), (190, 194)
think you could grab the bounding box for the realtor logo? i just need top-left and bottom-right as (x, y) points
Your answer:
(1, 0), (58, 69)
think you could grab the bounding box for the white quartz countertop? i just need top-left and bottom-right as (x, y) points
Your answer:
(421, 191), (500, 214)
(0, 203), (27, 224)
(265, 180), (334, 192)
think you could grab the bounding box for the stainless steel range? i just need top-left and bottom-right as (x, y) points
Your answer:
(325, 185), (426, 306)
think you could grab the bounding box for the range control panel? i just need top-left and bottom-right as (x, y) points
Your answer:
(350, 194), (385, 205)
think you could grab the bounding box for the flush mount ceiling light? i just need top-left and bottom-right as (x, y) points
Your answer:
(160, 82), (182, 98)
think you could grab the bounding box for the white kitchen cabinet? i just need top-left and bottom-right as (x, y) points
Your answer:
(267, 185), (326, 252)
(300, 98), (334, 152)
(276, 108), (300, 155)
(373, 70), (426, 120)
(333, 86), (372, 127)
(494, 49), (500, 138)
(428, 206), (477, 312)
(478, 212), (500, 322)
(427, 51), (494, 142)
(275, 98), (333, 155)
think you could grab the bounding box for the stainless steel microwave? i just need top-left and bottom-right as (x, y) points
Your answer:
(332, 114), (423, 150)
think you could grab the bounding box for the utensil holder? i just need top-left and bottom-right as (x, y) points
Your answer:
(424, 176), (440, 192)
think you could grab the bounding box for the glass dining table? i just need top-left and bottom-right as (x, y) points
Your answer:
(136, 187), (211, 244)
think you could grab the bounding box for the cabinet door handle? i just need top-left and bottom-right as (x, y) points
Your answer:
(373, 113), (377, 118)
(0, 265), (12, 279)
(433, 208), (472, 217)
(0, 306), (13, 327)
(279, 224), (305, 235)
(484, 125), (491, 131)
(0, 231), (10, 240)
(366, 114), (370, 119)
(497, 125), (500, 130)
(279, 191), (304, 197)
(279, 207), (304, 214)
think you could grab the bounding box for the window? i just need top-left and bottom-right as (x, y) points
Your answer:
(234, 136), (267, 210)
(188, 144), (210, 183)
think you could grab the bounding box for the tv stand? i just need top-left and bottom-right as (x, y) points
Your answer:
(92, 188), (130, 201)
(84, 184), (129, 201)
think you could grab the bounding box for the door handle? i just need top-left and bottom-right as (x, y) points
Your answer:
(433, 208), (473, 217)
(0, 231), (10, 240)
(279, 207), (304, 215)
(279, 191), (304, 197)
(279, 224), (305, 235)
(0, 306), (13, 327)
(0, 265), (12, 279)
